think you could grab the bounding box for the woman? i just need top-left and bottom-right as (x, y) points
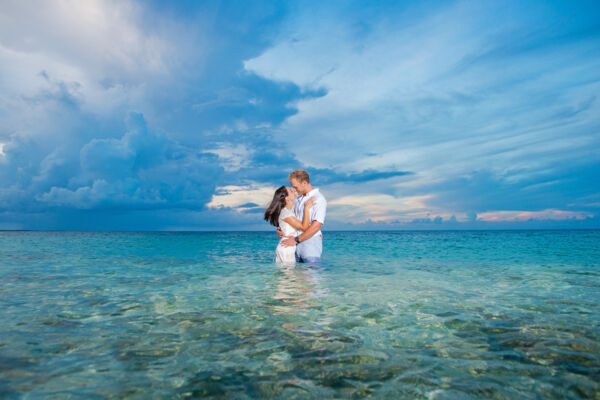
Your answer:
(264, 186), (314, 263)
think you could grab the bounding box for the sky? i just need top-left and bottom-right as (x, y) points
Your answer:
(0, 0), (599, 230)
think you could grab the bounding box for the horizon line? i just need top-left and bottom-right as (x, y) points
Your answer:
(1, 228), (599, 233)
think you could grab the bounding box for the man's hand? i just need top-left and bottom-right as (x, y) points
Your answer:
(297, 221), (322, 243)
(276, 227), (284, 239)
(280, 236), (296, 247)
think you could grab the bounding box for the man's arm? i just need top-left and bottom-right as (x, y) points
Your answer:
(297, 220), (322, 242)
(280, 220), (322, 247)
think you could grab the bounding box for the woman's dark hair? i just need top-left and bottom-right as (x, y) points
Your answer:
(264, 186), (288, 227)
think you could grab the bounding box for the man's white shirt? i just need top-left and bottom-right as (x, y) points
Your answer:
(293, 188), (327, 237)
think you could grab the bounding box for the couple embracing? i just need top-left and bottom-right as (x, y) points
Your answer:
(264, 170), (327, 264)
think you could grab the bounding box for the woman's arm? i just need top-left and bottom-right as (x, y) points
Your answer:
(283, 198), (314, 231)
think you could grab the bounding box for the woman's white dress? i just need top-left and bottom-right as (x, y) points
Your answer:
(276, 207), (297, 263)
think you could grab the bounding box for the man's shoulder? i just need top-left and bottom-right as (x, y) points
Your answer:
(310, 189), (327, 208)
(313, 188), (327, 202)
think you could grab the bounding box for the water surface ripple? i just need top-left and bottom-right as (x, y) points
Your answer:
(0, 231), (599, 398)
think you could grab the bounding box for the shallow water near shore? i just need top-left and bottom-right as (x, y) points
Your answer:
(1, 230), (599, 398)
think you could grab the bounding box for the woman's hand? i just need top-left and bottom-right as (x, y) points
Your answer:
(280, 236), (296, 247)
(305, 198), (315, 209)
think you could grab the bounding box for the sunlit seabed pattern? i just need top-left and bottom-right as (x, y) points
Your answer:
(0, 230), (599, 399)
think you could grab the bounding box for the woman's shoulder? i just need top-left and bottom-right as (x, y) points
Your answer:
(279, 207), (294, 219)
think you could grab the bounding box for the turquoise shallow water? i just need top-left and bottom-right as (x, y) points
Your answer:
(0, 230), (599, 399)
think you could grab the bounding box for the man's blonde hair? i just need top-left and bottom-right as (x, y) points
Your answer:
(288, 169), (310, 183)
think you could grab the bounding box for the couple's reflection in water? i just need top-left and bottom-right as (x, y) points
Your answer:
(272, 263), (321, 314)
(271, 263), (335, 346)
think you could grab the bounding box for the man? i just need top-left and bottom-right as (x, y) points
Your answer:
(279, 169), (327, 263)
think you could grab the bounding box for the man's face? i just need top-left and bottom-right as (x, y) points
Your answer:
(289, 178), (307, 196)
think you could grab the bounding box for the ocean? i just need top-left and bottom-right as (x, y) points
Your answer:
(1, 230), (599, 398)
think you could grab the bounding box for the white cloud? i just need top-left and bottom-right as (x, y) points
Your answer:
(207, 184), (277, 210)
(204, 143), (252, 172)
(0, 0), (178, 129)
(0, 0), (171, 79)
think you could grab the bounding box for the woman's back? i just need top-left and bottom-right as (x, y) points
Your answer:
(278, 207), (297, 237)
(276, 207), (297, 263)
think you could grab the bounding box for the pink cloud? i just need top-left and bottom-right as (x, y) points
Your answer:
(477, 209), (593, 222)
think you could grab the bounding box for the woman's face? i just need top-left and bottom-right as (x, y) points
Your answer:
(285, 186), (297, 202)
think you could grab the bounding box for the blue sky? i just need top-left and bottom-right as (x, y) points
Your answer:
(0, 0), (599, 230)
